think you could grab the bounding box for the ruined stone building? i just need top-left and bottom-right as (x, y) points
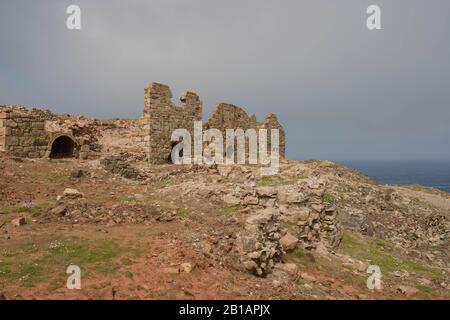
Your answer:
(0, 82), (285, 163)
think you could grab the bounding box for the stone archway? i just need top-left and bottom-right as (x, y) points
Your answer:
(167, 141), (183, 164)
(49, 135), (77, 159)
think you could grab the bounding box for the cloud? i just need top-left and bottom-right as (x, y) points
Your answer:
(1, 0), (449, 160)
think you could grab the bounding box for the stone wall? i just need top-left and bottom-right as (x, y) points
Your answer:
(205, 102), (286, 160)
(46, 116), (148, 158)
(1, 82), (286, 163)
(144, 82), (202, 164)
(0, 106), (52, 158)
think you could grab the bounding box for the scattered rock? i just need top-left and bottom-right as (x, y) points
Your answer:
(70, 169), (84, 178)
(256, 186), (277, 198)
(62, 188), (83, 200)
(162, 267), (180, 274)
(223, 194), (241, 206)
(11, 217), (26, 227)
(272, 280), (281, 288)
(180, 262), (194, 273)
(276, 263), (298, 276)
(49, 204), (67, 217)
(396, 285), (419, 297)
(134, 194), (145, 201)
(300, 272), (317, 283)
(280, 233), (299, 252)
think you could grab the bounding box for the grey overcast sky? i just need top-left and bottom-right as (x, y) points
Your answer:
(1, 0), (449, 160)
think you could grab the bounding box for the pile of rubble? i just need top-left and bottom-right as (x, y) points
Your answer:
(101, 155), (146, 180)
(40, 200), (177, 225)
(236, 208), (284, 276)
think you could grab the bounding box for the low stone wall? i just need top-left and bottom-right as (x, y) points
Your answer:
(0, 106), (51, 158)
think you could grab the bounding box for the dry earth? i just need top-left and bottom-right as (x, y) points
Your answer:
(0, 152), (448, 300)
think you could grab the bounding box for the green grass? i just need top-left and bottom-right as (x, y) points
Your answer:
(415, 284), (436, 294)
(0, 201), (50, 217)
(405, 184), (442, 195)
(339, 231), (443, 281)
(147, 180), (171, 190)
(257, 177), (274, 186)
(285, 231), (446, 295)
(0, 237), (133, 288)
(322, 192), (336, 204)
(286, 246), (368, 290)
(114, 195), (136, 203)
(223, 207), (237, 215)
(177, 208), (189, 220)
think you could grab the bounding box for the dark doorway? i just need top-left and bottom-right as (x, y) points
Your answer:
(167, 142), (183, 164)
(50, 136), (76, 159)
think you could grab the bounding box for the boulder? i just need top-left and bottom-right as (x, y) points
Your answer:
(280, 233), (299, 252)
(256, 186), (277, 197)
(49, 204), (67, 216)
(396, 285), (419, 297)
(223, 194), (241, 206)
(62, 188), (83, 200)
(179, 262), (193, 273)
(11, 217), (26, 227)
(278, 190), (308, 204)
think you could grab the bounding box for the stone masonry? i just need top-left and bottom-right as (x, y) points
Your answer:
(1, 82), (286, 163)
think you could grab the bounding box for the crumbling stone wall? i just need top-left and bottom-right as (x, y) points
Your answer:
(47, 116), (148, 158)
(144, 82), (202, 164)
(0, 106), (53, 158)
(205, 103), (286, 160)
(1, 81), (286, 163)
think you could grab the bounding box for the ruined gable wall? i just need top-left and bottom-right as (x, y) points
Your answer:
(259, 113), (286, 159)
(144, 82), (202, 164)
(205, 102), (257, 132)
(205, 103), (286, 159)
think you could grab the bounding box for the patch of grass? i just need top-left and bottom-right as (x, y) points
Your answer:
(124, 271), (134, 279)
(46, 170), (70, 183)
(286, 246), (368, 290)
(415, 284), (436, 294)
(50, 159), (72, 164)
(121, 258), (132, 266)
(114, 195), (136, 203)
(257, 177), (274, 186)
(147, 180), (171, 190)
(177, 208), (189, 220)
(223, 207), (237, 215)
(322, 192), (336, 204)
(405, 184), (441, 195)
(16, 205), (44, 216)
(0, 237), (131, 288)
(340, 231), (443, 280)
(0, 201), (49, 217)
(0, 262), (12, 277)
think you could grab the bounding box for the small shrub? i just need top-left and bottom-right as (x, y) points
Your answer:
(322, 192), (336, 204)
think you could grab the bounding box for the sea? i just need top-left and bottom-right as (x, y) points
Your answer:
(337, 160), (450, 193)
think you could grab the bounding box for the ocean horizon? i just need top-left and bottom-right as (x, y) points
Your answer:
(335, 160), (450, 193)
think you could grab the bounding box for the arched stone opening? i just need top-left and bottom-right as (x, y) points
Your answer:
(50, 135), (76, 159)
(167, 142), (183, 164)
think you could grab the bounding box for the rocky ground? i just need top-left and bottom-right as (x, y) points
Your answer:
(0, 152), (448, 300)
